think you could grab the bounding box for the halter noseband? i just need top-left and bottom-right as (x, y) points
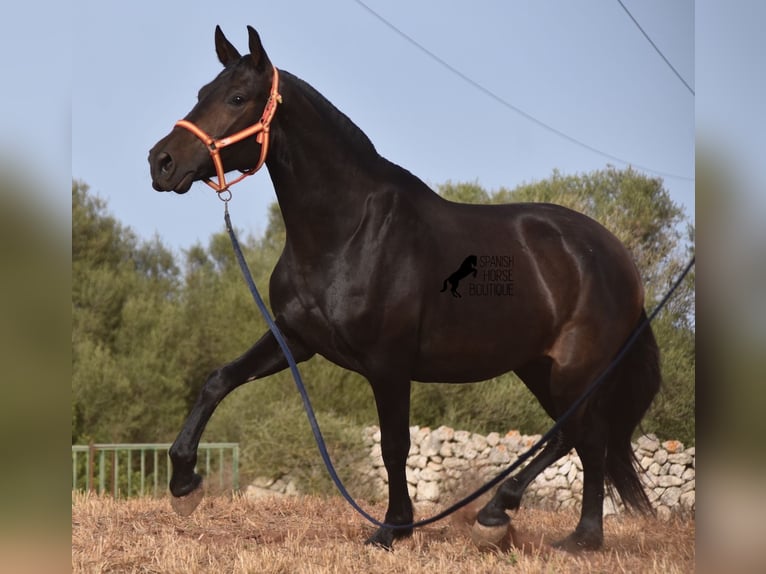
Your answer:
(175, 66), (282, 194)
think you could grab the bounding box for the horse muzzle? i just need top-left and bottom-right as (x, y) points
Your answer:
(148, 143), (202, 194)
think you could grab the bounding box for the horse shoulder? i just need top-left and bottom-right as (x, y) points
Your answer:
(268, 253), (308, 322)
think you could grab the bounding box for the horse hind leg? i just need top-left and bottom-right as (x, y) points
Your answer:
(473, 430), (573, 548)
(471, 358), (568, 545)
(552, 413), (608, 551)
(472, 331), (615, 552)
(554, 311), (661, 550)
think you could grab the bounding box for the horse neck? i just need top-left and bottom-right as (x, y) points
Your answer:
(265, 73), (386, 256)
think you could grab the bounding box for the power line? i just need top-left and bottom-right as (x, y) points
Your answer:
(351, 0), (693, 182)
(616, 0), (695, 96)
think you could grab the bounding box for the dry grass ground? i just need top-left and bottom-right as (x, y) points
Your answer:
(72, 492), (694, 573)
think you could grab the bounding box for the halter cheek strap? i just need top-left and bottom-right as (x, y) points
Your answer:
(175, 66), (282, 194)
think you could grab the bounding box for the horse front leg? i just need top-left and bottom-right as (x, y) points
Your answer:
(365, 379), (413, 550)
(169, 329), (311, 515)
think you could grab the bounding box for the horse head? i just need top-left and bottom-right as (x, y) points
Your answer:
(148, 26), (277, 194)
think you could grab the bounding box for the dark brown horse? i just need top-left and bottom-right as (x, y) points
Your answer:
(148, 26), (660, 551)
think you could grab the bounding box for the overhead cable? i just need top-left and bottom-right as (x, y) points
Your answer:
(352, 0), (693, 182)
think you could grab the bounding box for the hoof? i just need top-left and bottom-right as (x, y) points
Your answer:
(470, 520), (510, 551)
(365, 527), (395, 550)
(365, 525), (413, 550)
(170, 479), (204, 517)
(552, 531), (603, 552)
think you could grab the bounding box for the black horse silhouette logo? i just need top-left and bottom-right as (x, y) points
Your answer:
(440, 255), (478, 298)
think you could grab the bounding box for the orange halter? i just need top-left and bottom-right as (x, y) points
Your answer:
(175, 66), (282, 195)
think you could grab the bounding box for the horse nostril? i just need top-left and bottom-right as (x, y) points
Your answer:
(158, 152), (174, 175)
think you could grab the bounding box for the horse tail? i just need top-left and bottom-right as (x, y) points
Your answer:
(603, 309), (661, 514)
(440, 279), (448, 292)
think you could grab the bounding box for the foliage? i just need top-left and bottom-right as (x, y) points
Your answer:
(72, 167), (694, 488)
(72, 181), (186, 443)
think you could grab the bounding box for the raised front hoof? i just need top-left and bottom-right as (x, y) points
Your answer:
(170, 478), (205, 517)
(365, 526), (413, 550)
(552, 530), (603, 552)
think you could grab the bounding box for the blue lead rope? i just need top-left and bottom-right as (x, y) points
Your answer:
(224, 203), (695, 531)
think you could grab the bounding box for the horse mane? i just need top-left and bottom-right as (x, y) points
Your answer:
(281, 70), (379, 160)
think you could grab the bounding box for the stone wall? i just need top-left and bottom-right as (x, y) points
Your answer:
(247, 425), (695, 519)
(360, 426), (695, 519)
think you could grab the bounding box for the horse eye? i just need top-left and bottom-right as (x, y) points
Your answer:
(230, 95), (246, 106)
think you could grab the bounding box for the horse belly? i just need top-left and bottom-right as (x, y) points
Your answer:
(413, 299), (551, 383)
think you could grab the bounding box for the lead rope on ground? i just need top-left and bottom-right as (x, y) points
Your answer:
(224, 201), (695, 531)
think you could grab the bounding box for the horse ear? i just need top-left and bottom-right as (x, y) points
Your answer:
(214, 25), (241, 67)
(247, 25), (271, 73)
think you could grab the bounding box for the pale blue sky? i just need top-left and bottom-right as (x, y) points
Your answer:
(71, 0), (695, 253)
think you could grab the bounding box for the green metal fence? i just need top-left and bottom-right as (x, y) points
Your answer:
(71, 443), (239, 497)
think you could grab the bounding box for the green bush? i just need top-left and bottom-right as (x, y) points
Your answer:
(205, 372), (371, 496)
